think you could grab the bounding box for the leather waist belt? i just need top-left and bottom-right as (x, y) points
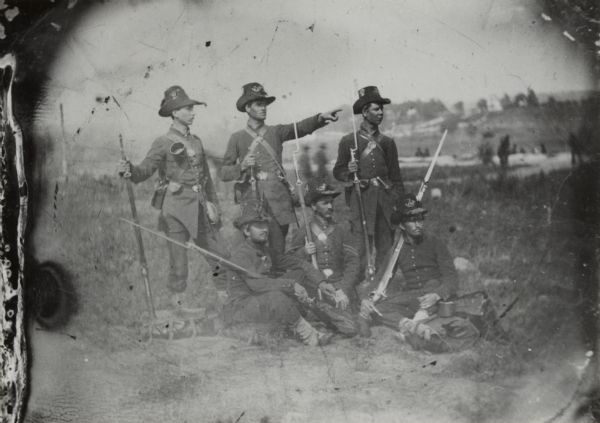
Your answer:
(360, 177), (391, 189)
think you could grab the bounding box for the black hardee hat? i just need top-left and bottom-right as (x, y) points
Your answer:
(236, 82), (276, 112)
(305, 182), (341, 206)
(390, 193), (428, 225)
(353, 85), (391, 115)
(158, 86), (206, 117)
(234, 199), (271, 229)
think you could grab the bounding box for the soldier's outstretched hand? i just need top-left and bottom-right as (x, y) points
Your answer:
(418, 293), (441, 310)
(206, 201), (220, 224)
(318, 108), (343, 124)
(118, 159), (132, 178)
(293, 283), (309, 302)
(304, 241), (316, 256)
(334, 289), (349, 310)
(318, 282), (336, 297)
(241, 153), (256, 171)
(360, 298), (380, 318)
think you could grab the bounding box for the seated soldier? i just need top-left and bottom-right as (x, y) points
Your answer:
(286, 183), (361, 337)
(359, 193), (481, 353)
(221, 200), (333, 346)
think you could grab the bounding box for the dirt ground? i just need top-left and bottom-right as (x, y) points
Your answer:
(24, 317), (593, 423)
(23, 156), (597, 423)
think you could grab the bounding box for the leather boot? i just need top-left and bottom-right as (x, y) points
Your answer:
(357, 315), (372, 338)
(293, 317), (333, 346)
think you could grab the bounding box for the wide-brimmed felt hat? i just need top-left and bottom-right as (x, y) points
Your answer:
(234, 199), (271, 229)
(158, 86), (206, 117)
(305, 182), (341, 206)
(390, 193), (428, 225)
(353, 85), (391, 115)
(236, 82), (276, 112)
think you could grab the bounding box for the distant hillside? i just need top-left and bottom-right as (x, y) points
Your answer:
(55, 97), (589, 176)
(308, 104), (585, 162)
(536, 89), (599, 104)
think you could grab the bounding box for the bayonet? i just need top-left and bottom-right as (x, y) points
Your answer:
(369, 129), (448, 304)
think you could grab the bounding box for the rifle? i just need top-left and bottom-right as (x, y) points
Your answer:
(368, 129), (448, 304)
(349, 111), (376, 279)
(291, 122), (319, 270)
(120, 218), (262, 279)
(248, 165), (260, 201)
(119, 135), (157, 319)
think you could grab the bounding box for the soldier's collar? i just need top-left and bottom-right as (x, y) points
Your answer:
(170, 122), (190, 137)
(359, 121), (380, 138)
(245, 237), (269, 256)
(246, 119), (265, 133)
(401, 231), (425, 245)
(313, 214), (335, 229)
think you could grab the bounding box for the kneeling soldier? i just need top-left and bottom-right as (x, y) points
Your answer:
(287, 183), (361, 336)
(359, 194), (480, 353)
(222, 201), (334, 346)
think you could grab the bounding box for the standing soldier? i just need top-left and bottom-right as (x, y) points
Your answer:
(497, 134), (510, 169)
(298, 145), (313, 181)
(333, 86), (405, 274)
(313, 143), (330, 184)
(118, 85), (221, 314)
(221, 83), (341, 260)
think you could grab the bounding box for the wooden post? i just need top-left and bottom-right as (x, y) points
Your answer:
(59, 103), (68, 183)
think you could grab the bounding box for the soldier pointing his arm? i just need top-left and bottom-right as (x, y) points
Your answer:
(221, 83), (342, 262)
(118, 86), (221, 314)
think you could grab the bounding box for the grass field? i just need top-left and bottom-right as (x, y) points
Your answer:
(30, 160), (587, 380)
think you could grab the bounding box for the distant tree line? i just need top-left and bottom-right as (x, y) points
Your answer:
(330, 89), (598, 134)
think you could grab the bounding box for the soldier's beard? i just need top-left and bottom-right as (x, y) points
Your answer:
(315, 211), (333, 223)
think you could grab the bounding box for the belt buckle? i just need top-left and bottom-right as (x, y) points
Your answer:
(256, 171), (268, 181)
(322, 268), (334, 279)
(192, 184), (201, 193)
(371, 178), (379, 187)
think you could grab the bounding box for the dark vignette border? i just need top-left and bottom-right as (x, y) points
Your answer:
(0, 1), (597, 422)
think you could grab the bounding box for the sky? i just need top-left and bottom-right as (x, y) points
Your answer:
(35, 0), (593, 166)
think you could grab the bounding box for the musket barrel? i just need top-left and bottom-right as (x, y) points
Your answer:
(292, 121), (319, 269)
(119, 136), (157, 319)
(120, 218), (262, 279)
(349, 109), (375, 278)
